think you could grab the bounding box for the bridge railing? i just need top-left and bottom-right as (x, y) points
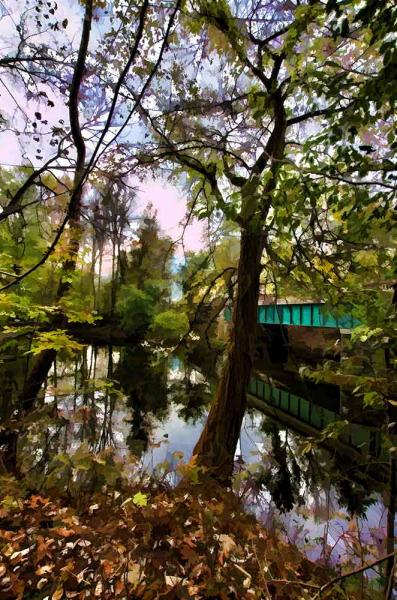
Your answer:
(225, 303), (360, 329)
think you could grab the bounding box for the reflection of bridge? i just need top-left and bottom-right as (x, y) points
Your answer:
(247, 376), (381, 457)
(225, 302), (360, 329)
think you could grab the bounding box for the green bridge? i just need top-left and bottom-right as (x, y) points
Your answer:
(225, 303), (360, 329)
(248, 376), (381, 457)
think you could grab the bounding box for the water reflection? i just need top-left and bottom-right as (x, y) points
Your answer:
(0, 341), (390, 565)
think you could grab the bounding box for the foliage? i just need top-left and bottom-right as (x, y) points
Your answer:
(116, 285), (154, 336)
(0, 0), (395, 594)
(0, 465), (382, 600)
(29, 330), (85, 359)
(150, 308), (189, 342)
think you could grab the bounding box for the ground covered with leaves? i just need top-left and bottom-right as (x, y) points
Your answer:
(0, 458), (385, 600)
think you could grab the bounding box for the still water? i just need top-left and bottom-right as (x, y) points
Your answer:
(0, 342), (389, 567)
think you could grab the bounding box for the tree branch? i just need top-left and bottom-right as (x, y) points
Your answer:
(311, 549), (397, 600)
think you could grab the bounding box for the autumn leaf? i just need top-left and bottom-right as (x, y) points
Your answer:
(52, 588), (64, 600)
(218, 533), (236, 564)
(132, 492), (148, 507)
(53, 527), (75, 537)
(114, 580), (125, 596)
(37, 578), (48, 590)
(36, 563), (54, 575)
(165, 573), (183, 587)
(101, 559), (113, 576)
(94, 581), (103, 596)
(127, 563), (141, 586)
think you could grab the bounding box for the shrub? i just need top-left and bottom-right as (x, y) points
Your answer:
(150, 308), (189, 342)
(116, 285), (154, 335)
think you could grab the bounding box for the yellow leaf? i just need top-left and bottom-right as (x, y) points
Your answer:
(52, 588), (63, 600)
(219, 533), (236, 563)
(132, 492), (148, 507)
(354, 250), (378, 267)
(36, 564), (54, 575)
(127, 564), (141, 586)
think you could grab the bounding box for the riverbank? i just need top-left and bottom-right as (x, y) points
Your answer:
(0, 470), (384, 600)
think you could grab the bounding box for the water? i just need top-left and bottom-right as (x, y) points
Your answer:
(0, 340), (390, 568)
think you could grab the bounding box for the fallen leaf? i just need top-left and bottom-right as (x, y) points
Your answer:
(94, 581), (102, 596)
(36, 564), (54, 576)
(127, 564), (141, 586)
(52, 588), (63, 600)
(54, 528), (75, 538)
(37, 578), (48, 590)
(101, 559), (113, 576)
(219, 533), (236, 563)
(114, 580), (125, 595)
(89, 503), (99, 515)
(165, 574), (183, 586)
(132, 492), (148, 507)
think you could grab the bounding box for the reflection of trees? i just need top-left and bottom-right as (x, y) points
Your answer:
(115, 346), (169, 459)
(168, 364), (212, 424)
(253, 417), (382, 516)
(252, 421), (304, 513)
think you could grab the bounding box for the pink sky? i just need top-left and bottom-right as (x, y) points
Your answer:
(0, 4), (206, 258)
(135, 178), (206, 256)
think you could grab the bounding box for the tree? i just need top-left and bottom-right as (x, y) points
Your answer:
(0, 0), (182, 472)
(136, 0), (396, 480)
(98, 181), (135, 315)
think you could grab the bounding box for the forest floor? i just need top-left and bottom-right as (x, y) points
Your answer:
(0, 461), (385, 600)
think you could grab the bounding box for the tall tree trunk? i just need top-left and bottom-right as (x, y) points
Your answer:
(192, 225), (264, 481)
(97, 246), (103, 312)
(0, 0), (93, 475)
(192, 93), (286, 483)
(110, 241), (117, 316)
(22, 0), (93, 394)
(385, 455), (396, 598)
(90, 233), (97, 310)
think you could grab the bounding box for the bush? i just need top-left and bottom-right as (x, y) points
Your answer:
(150, 308), (189, 342)
(116, 285), (154, 335)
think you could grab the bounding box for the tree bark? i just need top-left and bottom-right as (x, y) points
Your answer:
(0, 0), (93, 475)
(19, 0), (93, 394)
(192, 225), (264, 482)
(192, 92), (286, 483)
(385, 455), (396, 598)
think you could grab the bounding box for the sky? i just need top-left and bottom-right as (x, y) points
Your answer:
(0, 0), (207, 258)
(134, 178), (206, 256)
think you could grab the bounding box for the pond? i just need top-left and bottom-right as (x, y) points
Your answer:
(0, 339), (390, 569)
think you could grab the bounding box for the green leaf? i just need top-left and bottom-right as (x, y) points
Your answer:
(132, 492), (148, 507)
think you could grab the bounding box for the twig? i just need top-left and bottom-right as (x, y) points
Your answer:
(266, 579), (319, 590)
(311, 549), (397, 600)
(386, 555), (397, 600)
